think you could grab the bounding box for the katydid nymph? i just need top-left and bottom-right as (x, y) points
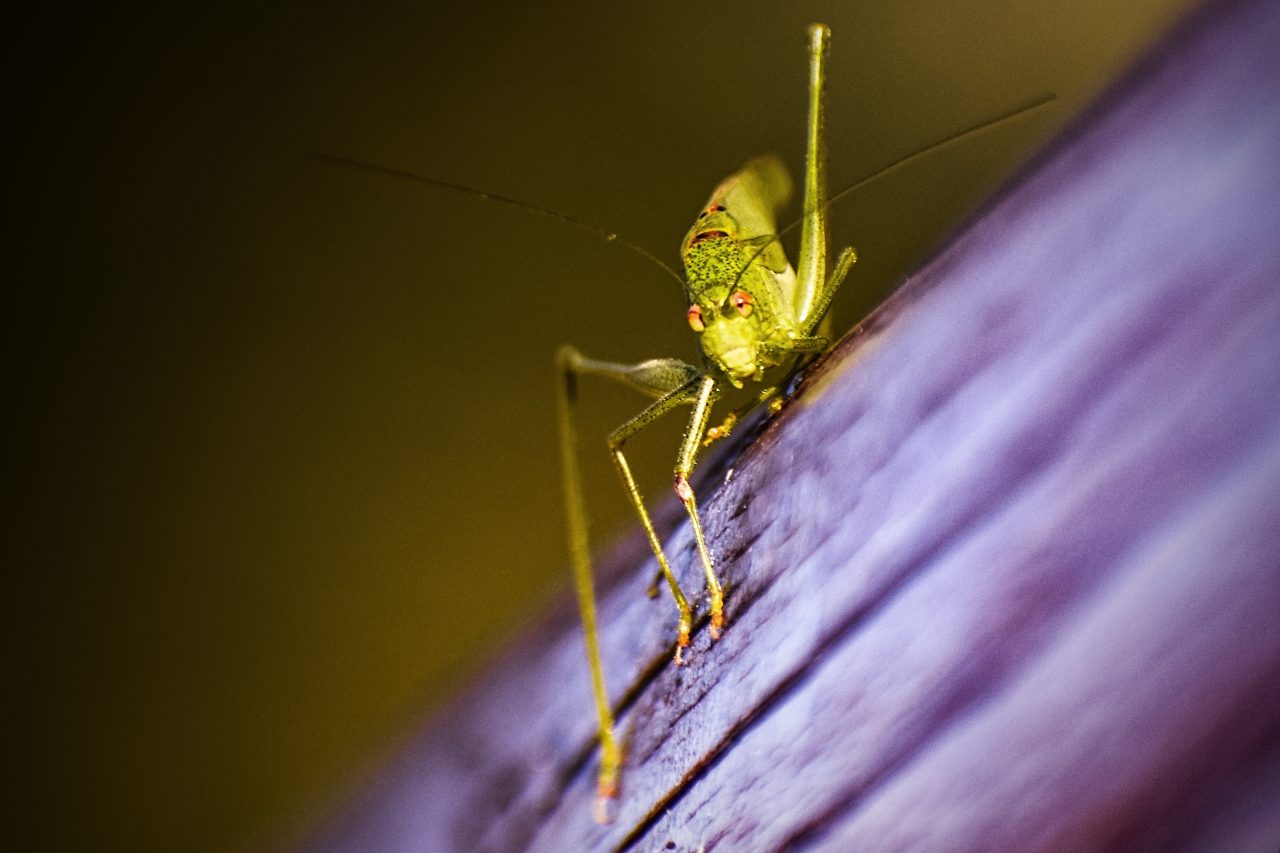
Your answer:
(314, 20), (1052, 825)
(558, 24), (1051, 821)
(557, 23), (848, 821)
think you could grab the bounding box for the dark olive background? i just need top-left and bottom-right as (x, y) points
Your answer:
(15, 1), (1197, 849)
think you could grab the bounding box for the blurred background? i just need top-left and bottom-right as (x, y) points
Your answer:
(14, 0), (1200, 848)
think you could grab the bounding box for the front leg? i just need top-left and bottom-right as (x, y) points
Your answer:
(671, 375), (726, 636)
(703, 385), (783, 447)
(801, 245), (857, 336)
(606, 373), (725, 650)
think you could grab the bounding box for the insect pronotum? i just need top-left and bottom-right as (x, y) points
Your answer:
(314, 21), (1051, 825)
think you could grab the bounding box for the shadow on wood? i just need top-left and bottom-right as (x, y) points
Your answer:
(307, 0), (1280, 849)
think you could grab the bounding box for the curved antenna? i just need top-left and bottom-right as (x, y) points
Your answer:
(310, 152), (686, 288)
(732, 93), (1057, 288)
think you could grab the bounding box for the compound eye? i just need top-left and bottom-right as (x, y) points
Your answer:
(731, 290), (754, 317)
(687, 304), (705, 332)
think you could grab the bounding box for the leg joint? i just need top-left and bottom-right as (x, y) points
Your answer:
(555, 344), (583, 372)
(674, 473), (694, 505)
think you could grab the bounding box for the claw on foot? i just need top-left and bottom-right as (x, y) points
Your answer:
(593, 786), (617, 824)
(710, 604), (725, 640)
(674, 621), (690, 665)
(703, 414), (738, 447)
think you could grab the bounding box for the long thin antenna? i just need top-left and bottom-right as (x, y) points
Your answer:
(734, 93), (1057, 287)
(309, 152), (686, 287)
(801, 93), (1056, 233)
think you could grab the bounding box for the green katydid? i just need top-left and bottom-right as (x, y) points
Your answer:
(557, 25), (1053, 820)
(313, 20), (1052, 824)
(557, 23), (848, 820)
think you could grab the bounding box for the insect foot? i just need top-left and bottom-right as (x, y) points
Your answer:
(593, 787), (615, 825)
(710, 594), (725, 640)
(675, 614), (692, 666)
(702, 412), (738, 447)
(593, 743), (624, 824)
(674, 473), (727, 641)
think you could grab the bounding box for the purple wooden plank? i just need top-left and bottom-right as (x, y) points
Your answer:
(307, 0), (1280, 849)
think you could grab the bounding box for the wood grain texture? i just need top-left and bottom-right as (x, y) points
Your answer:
(307, 0), (1280, 849)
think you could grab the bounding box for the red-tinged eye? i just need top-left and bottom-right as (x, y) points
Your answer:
(731, 290), (754, 317)
(689, 229), (729, 248)
(687, 304), (705, 332)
